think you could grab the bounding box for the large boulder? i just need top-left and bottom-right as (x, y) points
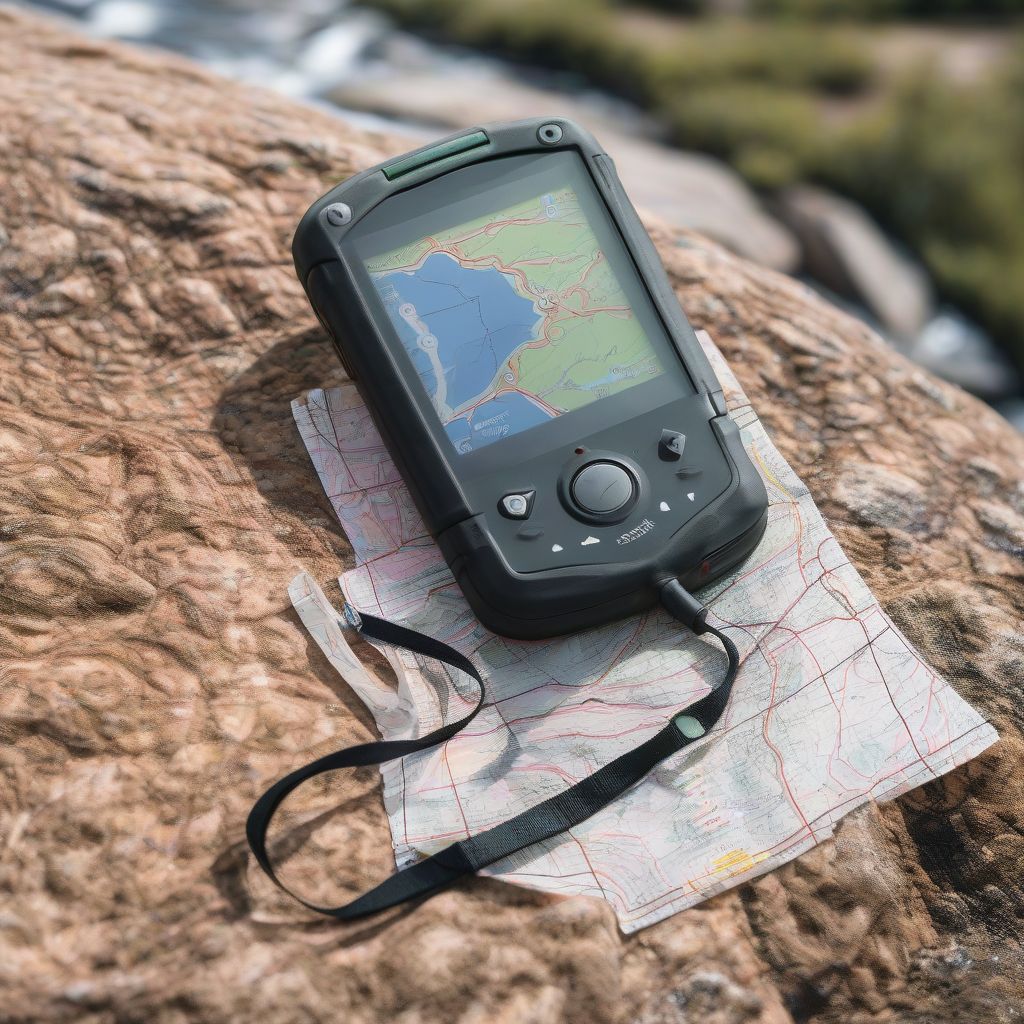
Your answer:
(1, 9), (1022, 1024)
(773, 184), (933, 341)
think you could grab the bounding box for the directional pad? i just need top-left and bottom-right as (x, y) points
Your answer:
(658, 429), (686, 461)
(570, 462), (635, 515)
(499, 490), (535, 519)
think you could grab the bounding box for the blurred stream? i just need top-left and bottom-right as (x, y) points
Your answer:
(17, 0), (1024, 428)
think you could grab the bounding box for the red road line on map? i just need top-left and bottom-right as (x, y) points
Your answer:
(713, 548), (874, 835)
(382, 233), (630, 355)
(487, 671), (703, 710)
(863, 616), (930, 764)
(441, 737), (471, 837)
(442, 386), (563, 425)
(576, 250), (603, 287)
(389, 238), (638, 429)
(400, 757), (410, 847)
(759, 643), (815, 843)
(574, 835), (615, 906)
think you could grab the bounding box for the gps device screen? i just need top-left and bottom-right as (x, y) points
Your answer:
(294, 120), (769, 640)
(359, 157), (668, 455)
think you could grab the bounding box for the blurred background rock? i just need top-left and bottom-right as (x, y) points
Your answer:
(19, 0), (1024, 429)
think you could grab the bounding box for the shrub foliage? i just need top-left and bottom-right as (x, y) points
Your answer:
(367, 0), (1024, 367)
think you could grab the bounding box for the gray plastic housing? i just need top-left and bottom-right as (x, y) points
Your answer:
(293, 118), (768, 638)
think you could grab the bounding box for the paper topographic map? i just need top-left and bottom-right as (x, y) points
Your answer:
(289, 331), (997, 932)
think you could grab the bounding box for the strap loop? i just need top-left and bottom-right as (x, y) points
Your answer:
(246, 610), (739, 919)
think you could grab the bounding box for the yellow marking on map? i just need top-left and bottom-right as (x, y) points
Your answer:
(754, 448), (796, 504)
(711, 849), (768, 879)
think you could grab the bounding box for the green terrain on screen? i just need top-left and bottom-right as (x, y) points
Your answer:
(366, 186), (662, 448)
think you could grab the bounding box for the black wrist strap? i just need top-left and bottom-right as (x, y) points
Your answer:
(246, 607), (740, 919)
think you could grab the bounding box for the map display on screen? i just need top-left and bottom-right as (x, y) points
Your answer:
(364, 185), (664, 454)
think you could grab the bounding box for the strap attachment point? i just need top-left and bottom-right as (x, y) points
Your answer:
(341, 603), (363, 630)
(673, 714), (706, 739)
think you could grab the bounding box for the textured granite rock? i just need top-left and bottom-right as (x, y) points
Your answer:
(1, 9), (1022, 1024)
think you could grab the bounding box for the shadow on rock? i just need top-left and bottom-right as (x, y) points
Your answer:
(213, 325), (348, 528)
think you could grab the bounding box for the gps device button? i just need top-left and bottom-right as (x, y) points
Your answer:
(658, 429), (686, 461)
(500, 491), (535, 519)
(571, 462), (635, 515)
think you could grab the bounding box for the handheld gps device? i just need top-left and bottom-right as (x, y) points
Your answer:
(292, 118), (768, 639)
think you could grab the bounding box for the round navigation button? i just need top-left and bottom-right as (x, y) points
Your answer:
(504, 495), (528, 517)
(498, 490), (535, 520)
(571, 461), (635, 515)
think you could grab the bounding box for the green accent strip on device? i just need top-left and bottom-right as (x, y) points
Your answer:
(382, 130), (490, 181)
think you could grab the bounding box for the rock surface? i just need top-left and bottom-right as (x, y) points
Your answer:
(1, 9), (1022, 1024)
